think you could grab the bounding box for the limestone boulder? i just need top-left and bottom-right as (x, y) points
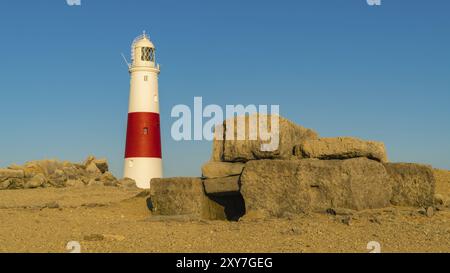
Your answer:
(4, 178), (25, 189)
(24, 174), (46, 189)
(86, 162), (102, 175)
(117, 178), (138, 189)
(0, 180), (11, 190)
(47, 169), (67, 187)
(212, 114), (318, 162)
(201, 162), (245, 179)
(83, 156), (108, 174)
(100, 172), (118, 186)
(0, 169), (24, 181)
(66, 179), (86, 187)
(384, 163), (435, 207)
(150, 177), (226, 220)
(62, 165), (85, 180)
(92, 159), (109, 174)
(240, 158), (392, 217)
(203, 175), (240, 195)
(295, 137), (387, 162)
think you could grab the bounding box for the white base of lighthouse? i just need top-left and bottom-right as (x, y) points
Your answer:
(123, 158), (162, 189)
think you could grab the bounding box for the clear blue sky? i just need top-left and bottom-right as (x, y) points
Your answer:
(0, 0), (449, 177)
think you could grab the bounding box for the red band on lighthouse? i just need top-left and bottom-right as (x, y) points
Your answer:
(125, 112), (162, 158)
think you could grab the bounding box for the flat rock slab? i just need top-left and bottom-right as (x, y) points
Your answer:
(201, 162), (245, 179)
(150, 177), (226, 220)
(295, 137), (387, 162)
(240, 158), (393, 217)
(203, 175), (240, 195)
(212, 114), (318, 162)
(384, 163), (436, 207)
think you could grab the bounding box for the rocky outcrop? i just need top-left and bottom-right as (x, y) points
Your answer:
(240, 158), (392, 216)
(295, 137), (388, 163)
(384, 163), (436, 207)
(151, 114), (439, 221)
(0, 156), (135, 190)
(212, 114), (318, 162)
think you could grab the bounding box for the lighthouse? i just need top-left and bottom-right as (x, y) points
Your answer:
(124, 32), (162, 189)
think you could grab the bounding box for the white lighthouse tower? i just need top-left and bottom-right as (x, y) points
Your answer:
(124, 32), (162, 189)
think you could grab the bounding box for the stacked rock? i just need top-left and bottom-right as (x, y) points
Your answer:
(150, 115), (437, 221)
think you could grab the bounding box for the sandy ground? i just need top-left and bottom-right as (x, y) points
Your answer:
(0, 170), (450, 253)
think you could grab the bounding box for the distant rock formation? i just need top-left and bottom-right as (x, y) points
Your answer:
(0, 156), (136, 190)
(150, 114), (439, 221)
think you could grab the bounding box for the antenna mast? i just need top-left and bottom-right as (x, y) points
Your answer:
(121, 53), (131, 70)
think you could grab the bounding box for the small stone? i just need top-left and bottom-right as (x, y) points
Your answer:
(426, 206), (434, 218)
(281, 227), (301, 235)
(82, 203), (107, 208)
(44, 202), (60, 209)
(341, 216), (352, 226)
(369, 217), (381, 225)
(83, 234), (105, 241)
(326, 208), (337, 216)
(418, 207), (427, 215)
(434, 194), (445, 206)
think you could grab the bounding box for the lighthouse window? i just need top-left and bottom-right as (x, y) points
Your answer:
(144, 75), (148, 81)
(143, 127), (149, 135)
(141, 47), (154, 62)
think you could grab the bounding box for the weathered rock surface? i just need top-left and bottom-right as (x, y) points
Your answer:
(384, 163), (435, 207)
(201, 162), (245, 178)
(295, 137), (388, 162)
(24, 174), (46, 189)
(0, 169), (24, 180)
(92, 159), (109, 174)
(65, 179), (85, 188)
(117, 178), (138, 188)
(212, 114), (318, 162)
(240, 158), (392, 217)
(203, 175), (240, 195)
(150, 177), (226, 220)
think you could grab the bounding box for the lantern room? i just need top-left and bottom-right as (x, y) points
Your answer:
(131, 31), (157, 68)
